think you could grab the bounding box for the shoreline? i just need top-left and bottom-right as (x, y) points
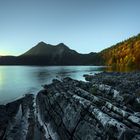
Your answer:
(0, 72), (140, 140)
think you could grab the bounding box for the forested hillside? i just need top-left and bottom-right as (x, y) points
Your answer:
(100, 34), (140, 68)
(1, 34), (140, 67)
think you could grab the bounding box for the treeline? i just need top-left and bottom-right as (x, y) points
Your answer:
(100, 34), (140, 68)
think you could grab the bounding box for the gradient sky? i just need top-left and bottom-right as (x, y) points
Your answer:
(0, 0), (140, 56)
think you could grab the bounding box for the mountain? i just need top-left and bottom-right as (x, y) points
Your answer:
(0, 56), (17, 65)
(100, 34), (140, 68)
(21, 42), (74, 56)
(20, 42), (80, 60)
(0, 42), (102, 65)
(1, 34), (140, 66)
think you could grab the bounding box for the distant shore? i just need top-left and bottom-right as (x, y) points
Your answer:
(0, 72), (140, 140)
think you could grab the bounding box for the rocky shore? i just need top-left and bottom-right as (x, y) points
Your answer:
(0, 72), (140, 140)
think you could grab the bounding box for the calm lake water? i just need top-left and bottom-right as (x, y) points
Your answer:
(0, 66), (106, 104)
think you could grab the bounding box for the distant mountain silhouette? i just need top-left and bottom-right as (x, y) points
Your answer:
(1, 33), (140, 67)
(21, 42), (78, 57)
(0, 42), (102, 65)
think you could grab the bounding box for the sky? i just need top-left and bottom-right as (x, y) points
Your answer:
(0, 0), (140, 56)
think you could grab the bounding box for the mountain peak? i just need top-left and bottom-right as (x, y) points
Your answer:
(57, 43), (66, 46)
(21, 41), (71, 57)
(56, 43), (70, 50)
(37, 41), (47, 46)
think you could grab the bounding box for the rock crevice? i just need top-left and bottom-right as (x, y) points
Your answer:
(0, 72), (140, 140)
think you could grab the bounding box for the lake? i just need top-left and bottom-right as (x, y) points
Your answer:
(0, 66), (107, 104)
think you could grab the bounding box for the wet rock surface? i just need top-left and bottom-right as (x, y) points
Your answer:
(0, 72), (140, 140)
(0, 94), (37, 140)
(84, 72), (140, 112)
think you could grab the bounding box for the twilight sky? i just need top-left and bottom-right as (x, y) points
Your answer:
(0, 0), (140, 56)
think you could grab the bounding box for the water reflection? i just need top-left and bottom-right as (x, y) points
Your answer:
(106, 66), (140, 72)
(33, 67), (50, 83)
(0, 66), (106, 104)
(0, 69), (4, 87)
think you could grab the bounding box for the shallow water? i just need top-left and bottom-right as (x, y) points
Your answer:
(0, 66), (106, 104)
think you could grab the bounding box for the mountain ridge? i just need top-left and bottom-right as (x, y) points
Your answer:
(100, 33), (140, 68)
(0, 33), (140, 67)
(0, 42), (101, 65)
(21, 42), (74, 56)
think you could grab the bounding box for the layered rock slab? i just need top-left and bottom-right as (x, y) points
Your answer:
(0, 72), (140, 140)
(37, 75), (140, 140)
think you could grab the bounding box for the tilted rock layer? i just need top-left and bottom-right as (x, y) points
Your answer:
(0, 72), (140, 140)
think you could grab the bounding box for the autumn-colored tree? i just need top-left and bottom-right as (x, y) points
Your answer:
(100, 33), (140, 68)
